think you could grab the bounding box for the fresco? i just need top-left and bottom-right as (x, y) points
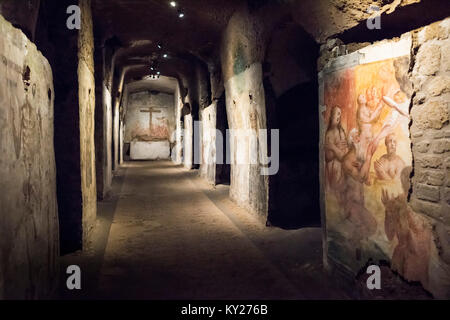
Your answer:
(319, 38), (450, 296)
(124, 91), (174, 143)
(138, 106), (169, 140)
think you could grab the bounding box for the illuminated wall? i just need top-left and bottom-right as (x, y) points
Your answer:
(319, 18), (450, 299)
(124, 91), (175, 160)
(0, 13), (58, 299)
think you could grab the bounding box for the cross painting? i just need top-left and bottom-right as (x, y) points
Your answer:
(138, 105), (169, 140)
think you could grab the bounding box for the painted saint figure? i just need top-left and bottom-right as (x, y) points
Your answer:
(341, 128), (378, 259)
(356, 91), (384, 160)
(374, 133), (406, 181)
(325, 106), (348, 191)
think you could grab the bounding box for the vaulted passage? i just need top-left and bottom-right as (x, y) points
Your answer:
(63, 161), (344, 299)
(1, 0), (450, 300)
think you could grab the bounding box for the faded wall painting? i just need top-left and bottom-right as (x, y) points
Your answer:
(319, 37), (450, 297)
(124, 91), (175, 143)
(124, 91), (175, 160)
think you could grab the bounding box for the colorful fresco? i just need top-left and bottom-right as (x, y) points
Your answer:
(319, 39), (450, 297)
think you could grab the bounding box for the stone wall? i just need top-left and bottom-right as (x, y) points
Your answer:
(174, 80), (184, 164)
(0, 14), (59, 299)
(181, 62), (206, 170)
(180, 73), (195, 170)
(78, 0), (97, 247)
(200, 102), (218, 185)
(221, 7), (269, 217)
(318, 17), (450, 299)
(184, 114), (194, 169)
(198, 94), (230, 185)
(34, 0), (97, 254)
(409, 18), (450, 298)
(410, 19), (450, 219)
(94, 44), (114, 200)
(94, 42), (104, 199)
(113, 68), (126, 171)
(120, 120), (124, 164)
(102, 84), (112, 194)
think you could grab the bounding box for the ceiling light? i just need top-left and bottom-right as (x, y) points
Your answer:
(170, 1), (177, 7)
(163, 54), (168, 58)
(178, 12), (185, 18)
(157, 43), (162, 49)
(157, 71), (161, 75)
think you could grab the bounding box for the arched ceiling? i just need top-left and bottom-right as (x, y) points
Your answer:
(126, 76), (178, 95)
(92, 0), (450, 96)
(93, 0), (244, 77)
(93, 0), (242, 48)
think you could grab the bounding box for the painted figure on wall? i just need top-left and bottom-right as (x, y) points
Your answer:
(322, 53), (416, 276)
(381, 167), (431, 286)
(370, 90), (410, 154)
(320, 37), (450, 299)
(374, 133), (406, 181)
(341, 127), (378, 259)
(325, 106), (348, 191)
(357, 90), (383, 159)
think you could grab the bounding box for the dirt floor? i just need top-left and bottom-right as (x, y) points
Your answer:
(60, 161), (352, 300)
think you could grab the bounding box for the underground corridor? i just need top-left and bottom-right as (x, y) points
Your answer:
(0, 0), (450, 301)
(60, 161), (342, 300)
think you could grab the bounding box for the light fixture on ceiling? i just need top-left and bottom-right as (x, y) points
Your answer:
(157, 43), (162, 49)
(170, 1), (177, 8)
(178, 11), (185, 18)
(163, 53), (168, 58)
(157, 71), (161, 75)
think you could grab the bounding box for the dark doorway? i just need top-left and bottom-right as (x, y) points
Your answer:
(216, 93), (231, 185)
(264, 23), (321, 229)
(269, 81), (320, 229)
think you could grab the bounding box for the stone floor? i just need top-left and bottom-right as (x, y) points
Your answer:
(60, 161), (349, 300)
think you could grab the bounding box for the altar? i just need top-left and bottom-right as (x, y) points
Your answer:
(130, 140), (170, 160)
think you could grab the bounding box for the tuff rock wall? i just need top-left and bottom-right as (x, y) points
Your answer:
(0, 14), (59, 299)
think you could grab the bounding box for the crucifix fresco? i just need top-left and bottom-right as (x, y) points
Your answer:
(125, 91), (173, 145)
(140, 106), (161, 136)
